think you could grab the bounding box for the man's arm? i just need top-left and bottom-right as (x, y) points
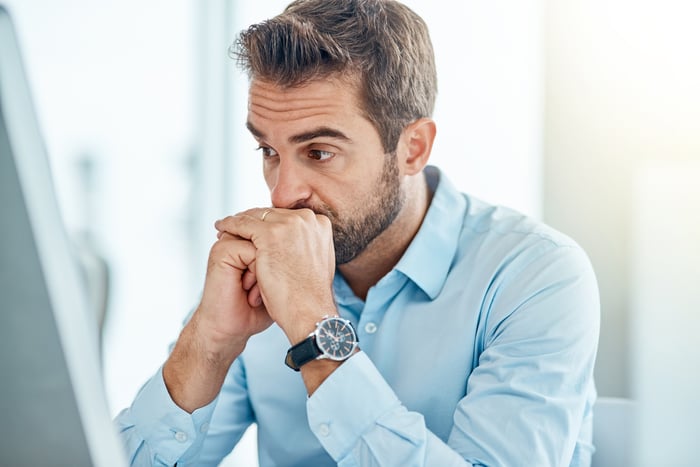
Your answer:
(115, 225), (272, 466)
(163, 233), (273, 413)
(114, 357), (254, 466)
(307, 245), (599, 466)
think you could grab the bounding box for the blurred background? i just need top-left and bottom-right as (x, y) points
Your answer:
(3, 0), (698, 465)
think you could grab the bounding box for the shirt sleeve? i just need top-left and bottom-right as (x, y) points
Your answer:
(451, 244), (599, 465)
(114, 357), (254, 466)
(307, 243), (599, 467)
(308, 352), (473, 466)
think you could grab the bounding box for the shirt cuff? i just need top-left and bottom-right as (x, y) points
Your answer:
(306, 351), (402, 460)
(128, 367), (218, 465)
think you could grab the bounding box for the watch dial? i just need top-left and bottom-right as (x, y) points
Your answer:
(316, 317), (357, 360)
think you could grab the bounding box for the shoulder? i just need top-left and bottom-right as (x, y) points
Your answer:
(457, 194), (587, 271)
(462, 194), (576, 247)
(454, 195), (599, 342)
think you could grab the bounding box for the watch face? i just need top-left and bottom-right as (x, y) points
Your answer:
(315, 317), (358, 361)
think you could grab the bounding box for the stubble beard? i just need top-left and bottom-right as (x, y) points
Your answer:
(309, 153), (404, 265)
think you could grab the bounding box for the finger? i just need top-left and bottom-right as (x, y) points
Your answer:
(215, 208), (270, 233)
(209, 235), (258, 272)
(215, 210), (269, 242)
(216, 228), (244, 241)
(242, 267), (257, 291)
(239, 207), (275, 222)
(247, 283), (263, 307)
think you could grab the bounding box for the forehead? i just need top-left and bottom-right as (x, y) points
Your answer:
(247, 78), (368, 134)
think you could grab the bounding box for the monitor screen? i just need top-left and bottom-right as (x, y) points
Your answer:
(0, 5), (127, 466)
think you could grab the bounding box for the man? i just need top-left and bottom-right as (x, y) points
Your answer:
(116, 0), (599, 465)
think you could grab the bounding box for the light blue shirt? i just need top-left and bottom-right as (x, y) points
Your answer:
(116, 166), (600, 466)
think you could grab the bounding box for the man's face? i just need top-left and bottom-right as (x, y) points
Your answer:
(246, 77), (405, 264)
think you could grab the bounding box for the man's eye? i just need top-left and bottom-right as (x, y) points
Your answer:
(309, 149), (334, 161)
(256, 146), (278, 158)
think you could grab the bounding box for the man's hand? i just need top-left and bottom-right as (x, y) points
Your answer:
(214, 207), (337, 345)
(163, 227), (274, 413)
(214, 207), (345, 395)
(196, 232), (274, 347)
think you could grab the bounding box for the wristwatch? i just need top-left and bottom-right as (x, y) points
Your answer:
(285, 316), (359, 371)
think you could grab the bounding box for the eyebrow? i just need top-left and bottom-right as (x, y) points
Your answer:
(289, 126), (351, 144)
(246, 121), (351, 145)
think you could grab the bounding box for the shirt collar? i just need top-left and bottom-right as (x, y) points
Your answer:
(394, 166), (466, 300)
(333, 166), (466, 304)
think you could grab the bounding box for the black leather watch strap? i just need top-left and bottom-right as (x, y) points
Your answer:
(285, 336), (321, 371)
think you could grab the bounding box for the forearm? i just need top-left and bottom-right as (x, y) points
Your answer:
(163, 313), (245, 413)
(308, 352), (471, 467)
(338, 413), (471, 467)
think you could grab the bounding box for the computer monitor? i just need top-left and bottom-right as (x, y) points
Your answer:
(0, 6), (127, 466)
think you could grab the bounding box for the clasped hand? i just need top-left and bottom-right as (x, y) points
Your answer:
(197, 207), (337, 350)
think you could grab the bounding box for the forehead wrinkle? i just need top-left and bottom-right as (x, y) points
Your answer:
(249, 87), (338, 106)
(246, 80), (373, 145)
(248, 107), (344, 125)
(248, 98), (345, 114)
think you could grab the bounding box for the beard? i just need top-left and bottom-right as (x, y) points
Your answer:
(305, 153), (404, 265)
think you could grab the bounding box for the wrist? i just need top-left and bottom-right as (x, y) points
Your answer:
(163, 318), (245, 413)
(285, 315), (358, 372)
(285, 311), (338, 345)
(297, 294), (340, 339)
(190, 311), (248, 358)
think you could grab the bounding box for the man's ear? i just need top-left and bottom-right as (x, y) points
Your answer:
(398, 118), (436, 176)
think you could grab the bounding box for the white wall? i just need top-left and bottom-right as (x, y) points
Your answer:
(631, 163), (700, 466)
(400, 0), (544, 217)
(544, 0), (700, 398)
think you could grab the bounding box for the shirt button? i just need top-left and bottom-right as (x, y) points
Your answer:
(174, 431), (188, 443)
(318, 423), (331, 437)
(364, 322), (377, 334)
(200, 422), (210, 433)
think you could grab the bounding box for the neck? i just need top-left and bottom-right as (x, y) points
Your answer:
(338, 172), (432, 300)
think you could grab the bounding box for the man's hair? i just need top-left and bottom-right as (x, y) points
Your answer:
(231, 0), (437, 153)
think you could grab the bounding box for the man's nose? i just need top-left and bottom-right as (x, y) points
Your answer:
(268, 158), (313, 208)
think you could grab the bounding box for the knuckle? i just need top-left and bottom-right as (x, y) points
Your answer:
(316, 214), (332, 228)
(292, 213), (308, 228)
(298, 207), (315, 220)
(208, 238), (227, 259)
(215, 215), (235, 232)
(266, 222), (287, 242)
